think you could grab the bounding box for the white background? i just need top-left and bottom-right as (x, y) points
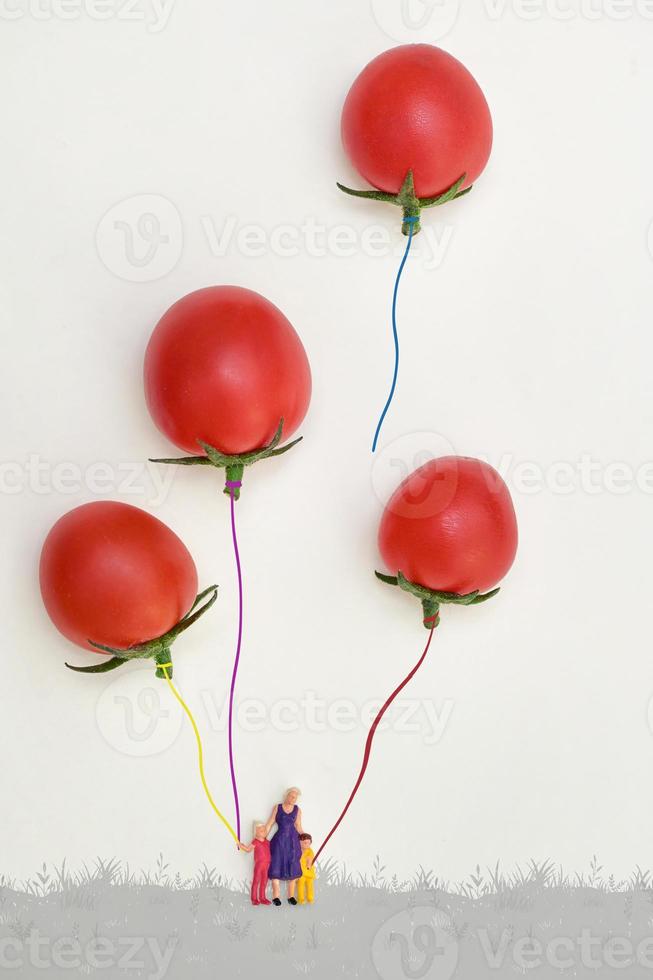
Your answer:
(2, 0), (653, 887)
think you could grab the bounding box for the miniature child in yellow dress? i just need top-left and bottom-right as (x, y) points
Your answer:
(297, 833), (316, 904)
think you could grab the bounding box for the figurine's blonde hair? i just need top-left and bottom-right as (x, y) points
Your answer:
(253, 821), (265, 835)
(284, 786), (301, 801)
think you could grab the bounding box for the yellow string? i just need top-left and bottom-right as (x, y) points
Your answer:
(159, 664), (239, 846)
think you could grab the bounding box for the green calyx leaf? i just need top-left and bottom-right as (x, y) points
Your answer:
(337, 170), (472, 236)
(375, 570), (500, 629)
(64, 584), (218, 680)
(65, 656), (127, 675)
(150, 419), (303, 500)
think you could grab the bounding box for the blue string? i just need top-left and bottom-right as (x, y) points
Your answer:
(371, 216), (418, 453)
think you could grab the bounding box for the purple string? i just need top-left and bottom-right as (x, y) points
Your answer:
(226, 481), (243, 839)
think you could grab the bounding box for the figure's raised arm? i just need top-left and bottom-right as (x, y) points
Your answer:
(264, 805), (278, 837)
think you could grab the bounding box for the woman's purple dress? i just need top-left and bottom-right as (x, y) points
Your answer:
(268, 804), (301, 880)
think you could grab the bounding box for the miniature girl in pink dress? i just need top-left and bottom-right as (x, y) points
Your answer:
(239, 824), (272, 906)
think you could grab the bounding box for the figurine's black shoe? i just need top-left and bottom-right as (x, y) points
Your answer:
(287, 897), (297, 906)
(272, 898), (281, 906)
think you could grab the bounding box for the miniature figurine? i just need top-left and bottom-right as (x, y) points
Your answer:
(297, 833), (316, 905)
(265, 787), (304, 906)
(239, 823), (271, 906)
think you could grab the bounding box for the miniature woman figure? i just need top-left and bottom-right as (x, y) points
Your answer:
(297, 833), (316, 905)
(265, 786), (304, 906)
(239, 823), (271, 906)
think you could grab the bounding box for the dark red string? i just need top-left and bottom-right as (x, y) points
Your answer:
(312, 626), (436, 865)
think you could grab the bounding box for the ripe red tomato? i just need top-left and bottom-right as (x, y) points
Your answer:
(378, 457), (517, 595)
(342, 45), (493, 198)
(144, 286), (312, 456)
(40, 502), (198, 651)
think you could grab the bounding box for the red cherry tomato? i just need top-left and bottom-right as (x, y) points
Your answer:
(378, 457), (517, 595)
(40, 501), (198, 651)
(144, 286), (312, 456)
(342, 45), (493, 198)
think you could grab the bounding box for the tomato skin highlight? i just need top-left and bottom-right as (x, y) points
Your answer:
(144, 286), (312, 456)
(341, 44), (493, 198)
(39, 502), (198, 652)
(378, 457), (518, 596)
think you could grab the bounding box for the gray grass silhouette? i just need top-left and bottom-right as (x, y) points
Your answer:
(1, 855), (652, 977)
